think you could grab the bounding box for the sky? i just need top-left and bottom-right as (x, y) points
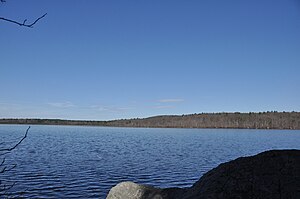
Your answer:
(0, 0), (300, 120)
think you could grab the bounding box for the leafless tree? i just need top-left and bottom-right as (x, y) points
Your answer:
(0, 126), (30, 196)
(0, 0), (47, 28)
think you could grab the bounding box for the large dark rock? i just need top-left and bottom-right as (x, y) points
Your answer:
(183, 149), (300, 199)
(106, 150), (300, 199)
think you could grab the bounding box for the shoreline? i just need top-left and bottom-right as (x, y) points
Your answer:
(1, 123), (299, 130)
(1, 112), (299, 130)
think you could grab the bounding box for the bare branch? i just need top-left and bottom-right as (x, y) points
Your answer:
(1, 181), (16, 195)
(0, 158), (5, 167)
(0, 127), (30, 195)
(0, 126), (30, 152)
(0, 164), (16, 174)
(0, 13), (47, 28)
(0, 166), (7, 174)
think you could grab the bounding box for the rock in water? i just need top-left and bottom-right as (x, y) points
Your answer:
(106, 181), (164, 199)
(106, 150), (300, 199)
(184, 150), (300, 199)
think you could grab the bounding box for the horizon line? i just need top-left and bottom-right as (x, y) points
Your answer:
(0, 111), (298, 122)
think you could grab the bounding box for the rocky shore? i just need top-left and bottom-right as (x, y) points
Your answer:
(107, 150), (300, 199)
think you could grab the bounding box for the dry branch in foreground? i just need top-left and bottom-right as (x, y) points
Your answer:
(0, 1), (47, 28)
(0, 126), (30, 195)
(0, 13), (47, 28)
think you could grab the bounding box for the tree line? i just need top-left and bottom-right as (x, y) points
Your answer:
(0, 112), (299, 129)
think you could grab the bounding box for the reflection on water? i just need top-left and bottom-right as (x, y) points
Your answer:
(1, 125), (300, 198)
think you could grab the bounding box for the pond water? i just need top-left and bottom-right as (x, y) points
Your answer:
(0, 125), (299, 198)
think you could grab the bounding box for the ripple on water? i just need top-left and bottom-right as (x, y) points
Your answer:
(1, 125), (299, 198)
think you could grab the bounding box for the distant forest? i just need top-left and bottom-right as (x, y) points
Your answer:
(0, 112), (299, 129)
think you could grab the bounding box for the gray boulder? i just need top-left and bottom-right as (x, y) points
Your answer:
(106, 150), (300, 199)
(106, 181), (164, 199)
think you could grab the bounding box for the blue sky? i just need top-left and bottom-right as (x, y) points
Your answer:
(1, 0), (299, 120)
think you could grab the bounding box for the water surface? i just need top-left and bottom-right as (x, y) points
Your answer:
(0, 125), (299, 198)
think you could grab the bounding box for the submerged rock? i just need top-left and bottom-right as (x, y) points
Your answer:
(106, 150), (300, 199)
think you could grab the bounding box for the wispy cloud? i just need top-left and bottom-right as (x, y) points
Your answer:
(0, 102), (21, 112)
(47, 101), (75, 108)
(153, 105), (174, 109)
(91, 105), (132, 113)
(157, 99), (184, 103)
(0, 102), (20, 106)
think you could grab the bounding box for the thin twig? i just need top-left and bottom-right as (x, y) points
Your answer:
(0, 126), (30, 152)
(1, 182), (16, 195)
(0, 158), (5, 167)
(0, 13), (47, 28)
(0, 166), (7, 173)
(0, 164), (16, 173)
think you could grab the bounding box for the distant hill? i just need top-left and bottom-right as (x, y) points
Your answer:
(0, 112), (299, 129)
